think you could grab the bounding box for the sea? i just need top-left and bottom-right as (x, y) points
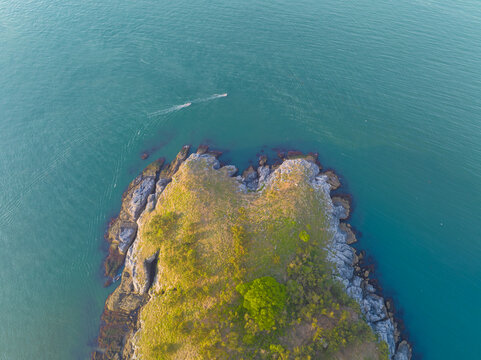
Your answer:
(1, 0), (480, 358)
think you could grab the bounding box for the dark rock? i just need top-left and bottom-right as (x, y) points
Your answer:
(126, 177), (156, 220)
(332, 196), (351, 220)
(373, 319), (396, 357)
(362, 293), (388, 323)
(118, 224), (138, 254)
(259, 155), (267, 166)
(306, 152), (319, 164)
(339, 222), (357, 244)
(159, 145), (191, 178)
(145, 193), (156, 212)
(394, 340), (412, 360)
(257, 165), (271, 188)
(220, 165), (238, 177)
(207, 149), (223, 158)
(287, 150), (304, 159)
(196, 144), (209, 155)
(323, 170), (341, 190)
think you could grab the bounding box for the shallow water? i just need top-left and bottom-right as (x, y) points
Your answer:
(1, 0), (480, 358)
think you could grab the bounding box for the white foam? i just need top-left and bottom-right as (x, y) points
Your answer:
(147, 102), (192, 118)
(147, 93), (227, 118)
(192, 93), (228, 103)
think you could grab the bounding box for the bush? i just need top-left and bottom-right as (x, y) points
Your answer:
(236, 277), (287, 331)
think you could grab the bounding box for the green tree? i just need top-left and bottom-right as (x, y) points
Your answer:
(236, 276), (287, 331)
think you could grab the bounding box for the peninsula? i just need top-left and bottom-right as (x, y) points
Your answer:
(93, 145), (412, 360)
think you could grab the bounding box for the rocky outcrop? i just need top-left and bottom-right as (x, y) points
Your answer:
(94, 147), (192, 360)
(103, 158), (165, 281)
(394, 340), (413, 360)
(313, 169), (411, 359)
(324, 170), (341, 190)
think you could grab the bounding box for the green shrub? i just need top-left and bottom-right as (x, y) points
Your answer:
(236, 276), (287, 331)
(299, 230), (310, 242)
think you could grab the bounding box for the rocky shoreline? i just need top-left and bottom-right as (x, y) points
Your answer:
(93, 145), (412, 360)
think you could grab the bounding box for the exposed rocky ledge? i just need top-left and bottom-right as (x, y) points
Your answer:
(93, 145), (412, 360)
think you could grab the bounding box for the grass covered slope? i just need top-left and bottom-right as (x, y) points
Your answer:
(127, 154), (388, 360)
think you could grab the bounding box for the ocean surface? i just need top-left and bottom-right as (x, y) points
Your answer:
(1, 0), (480, 358)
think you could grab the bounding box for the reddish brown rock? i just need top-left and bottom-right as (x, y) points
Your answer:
(196, 144), (209, 154)
(259, 155), (267, 166)
(339, 222), (357, 244)
(324, 170), (341, 190)
(332, 195), (351, 220)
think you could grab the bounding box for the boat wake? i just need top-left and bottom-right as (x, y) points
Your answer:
(147, 102), (192, 118)
(192, 93), (228, 103)
(147, 93), (227, 118)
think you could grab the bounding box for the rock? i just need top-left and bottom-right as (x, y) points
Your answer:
(385, 298), (395, 313)
(196, 144), (209, 154)
(323, 170), (341, 190)
(346, 284), (363, 303)
(287, 150), (304, 159)
(394, 340), (412, 360)
(207, 149), (223, 158)
(159, 145), (191, 178)
(242, 165), (257, 181)
(145, 193), (156, 212)
(155, 178), (170, 198)
(339, 222), (357, 244)
(141, 158), (165, 177)
(126, 177), (156, 220)
(332, 196), (351, 220)
(306, 152), (319, 164)
(243, 165), (258, 190)
(219, 165), (238, 177)
(362, 294), (388, 323)
(373, 319), (396, 356)
(188, 153), (220, 170)
(257, 165), (271, 189)
(118, 225), (137, 254)
(259, 155), (267, 166)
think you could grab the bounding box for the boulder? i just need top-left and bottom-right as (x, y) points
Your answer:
(219, 165), (238, 177)
(332, 196), (351, 220)
(257, 165), (271, 188)
(323, 170), (341, 190)
(243, 165), (258, 190)
(339, 222), (357, 244)
(362, 294), (388, 323)
(258, 155), (267, 166)
(394, 340), (412, 360)
(373, 319), (396, 356)
(126, 177), (156, 220)
(118, 224), (137, 254)
(145, 193), (156, 212)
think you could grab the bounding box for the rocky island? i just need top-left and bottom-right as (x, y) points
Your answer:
(93, 145), (412, 360)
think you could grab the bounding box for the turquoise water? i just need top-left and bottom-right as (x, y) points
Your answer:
(1, 0), (480, 358)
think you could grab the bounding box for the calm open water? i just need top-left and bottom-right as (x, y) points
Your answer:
(1, 0), (480, 358)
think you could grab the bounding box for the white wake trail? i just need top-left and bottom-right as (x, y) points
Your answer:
(191, 93), (228, 104)
(147, 102), (192, 118)
(147, 93), (227, 118)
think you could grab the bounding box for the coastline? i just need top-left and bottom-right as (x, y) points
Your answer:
(94, 145), (412, 360)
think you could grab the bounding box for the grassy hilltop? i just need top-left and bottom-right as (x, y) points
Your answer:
(124, 154), (388, 360)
